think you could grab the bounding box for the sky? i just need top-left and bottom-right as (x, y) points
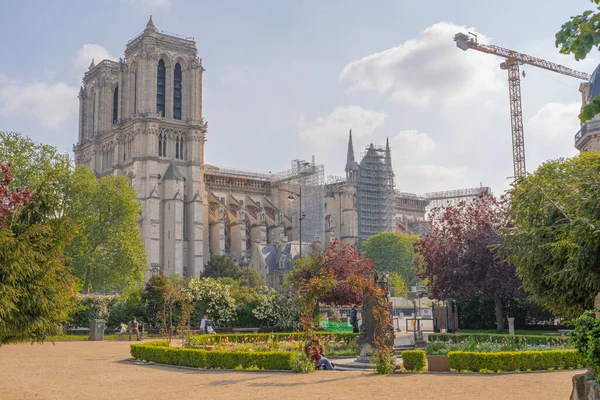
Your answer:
(0, 0), (597, 195)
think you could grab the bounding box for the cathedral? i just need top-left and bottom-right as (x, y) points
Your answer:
(73, 18), (429, 287)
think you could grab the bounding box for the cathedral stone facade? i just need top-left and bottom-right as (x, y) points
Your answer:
(74, 18), (428, 285)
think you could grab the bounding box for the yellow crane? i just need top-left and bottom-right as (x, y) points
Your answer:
(454, 32), (590, 178)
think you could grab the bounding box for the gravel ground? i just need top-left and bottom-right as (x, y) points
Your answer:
(0, 340), (580, 400)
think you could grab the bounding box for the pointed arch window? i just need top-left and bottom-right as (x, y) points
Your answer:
(158, 133), (167, 157)
(175, 136), (180, 159)
(157, 59), (166, 117)
(112, 86), (118, 124)
(173, 63), (182, 120)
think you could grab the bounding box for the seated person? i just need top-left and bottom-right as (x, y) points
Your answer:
(199, 315), (215, 334)
(304, 337), (335, 370)
(127, 317), (141, 341)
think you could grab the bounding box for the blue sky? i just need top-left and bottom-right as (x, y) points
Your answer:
(0, 0), (597, 194)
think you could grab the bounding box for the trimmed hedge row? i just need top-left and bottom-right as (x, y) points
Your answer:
(402, 350), (426, 372)
(429, 333), (569, 346)
(131, 341), (295, 370)
(448, 350), (584, 372)
(191, 332), (358, 345)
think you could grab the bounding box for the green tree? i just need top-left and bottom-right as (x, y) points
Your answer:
(363, 232), (419, 285)
(0, 163), (78, 344)
(555, 0), (600, 122)
(499, 153), (600, 317)
(142, 275), (173, 328)
(388, 273), (409, 298)
(65, 167), (147, 293)
(201, 254), (240, 279)
(237, 267), (265, 288)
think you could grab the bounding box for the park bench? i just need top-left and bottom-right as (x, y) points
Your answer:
(232, 327), (260, 334)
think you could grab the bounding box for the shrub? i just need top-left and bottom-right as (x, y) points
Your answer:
(372, 349), (397, 374)
(402, 350), (426, 372)
(428, 333), (570, 347)
(69, 294), (120, 328)
(290, 354), (315, 373)
(190, 332), (358, 346)
(570, 310), (600, 377)
(131, 342), (295, 370)
(448, 350), (584, 372)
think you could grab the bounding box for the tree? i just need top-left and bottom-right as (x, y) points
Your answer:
(416, 196), (524, 332)
(252, 289), (301, 331)
(237, 267), (265, 288)
(499, 153), (600, 317)
(201, 254), (240, 279)
(142, 275), (173, 328)
(555, 0), (600, 122)
(388, 273), (409, 298)
(188, 277), (237, 326)
(0, 163), (78, 344)
(65, 167), (147, 293)
(363, 232), (419, 285)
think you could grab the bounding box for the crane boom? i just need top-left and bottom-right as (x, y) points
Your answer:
(454, 32), (590, 178)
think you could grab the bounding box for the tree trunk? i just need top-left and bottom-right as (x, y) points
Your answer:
(494, 296), (504, 332)
(84, 266), (91, 294)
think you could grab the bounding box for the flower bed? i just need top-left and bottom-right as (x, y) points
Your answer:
(426, 339), (572, 355)
(448, 350), (584, 372)
(190, 332), (357, 345)
(428, 333), (569, 347)
(131, 341), (295, 371)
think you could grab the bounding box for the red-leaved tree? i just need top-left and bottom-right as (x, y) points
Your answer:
(415, 195), (524, 332)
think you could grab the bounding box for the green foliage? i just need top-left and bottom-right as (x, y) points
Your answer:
(499, 153), (600, 317)
(142, 275), (174, 328)
(131, 342), (295, 370)
(555, 1), (600, 122)
(0, 162), (78, 345)
(290, 354), (315, 373)
(69, 294), (120, 328)
(251, 289), (301, 330)
(66, 167), (147, 293)
(388, 273), (409, 298)
(237, 267), (266, 288)
(448, 350), (584, 372)
(188, 277), (237, 326)
(190, 332), (358, 345)
(363, 232), (419, 285)
(373, 349), (397, 374)
(202, 255), (240, 279)
(104, 292), (147, 330)
(570, 310), (600, 377)
(428, 333), (570, 347)
(402, 350), (426, 372)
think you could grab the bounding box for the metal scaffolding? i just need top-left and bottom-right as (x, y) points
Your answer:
(357, 144), (395, 247)
(271, 157), (325, 245)
(424, 186), (492, 210)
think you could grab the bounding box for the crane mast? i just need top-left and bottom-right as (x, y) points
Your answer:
(454, 32), (590, 179)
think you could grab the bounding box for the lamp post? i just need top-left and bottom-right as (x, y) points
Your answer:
(282, 186), (305, 258)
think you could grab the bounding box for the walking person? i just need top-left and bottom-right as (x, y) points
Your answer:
(305, 337), (335, 370)
(350, 305), (359, 334)
(128, 317), (141, 341)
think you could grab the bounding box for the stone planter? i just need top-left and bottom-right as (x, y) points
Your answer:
(427, 355), (450, 372)
(571, 371), (600, 400)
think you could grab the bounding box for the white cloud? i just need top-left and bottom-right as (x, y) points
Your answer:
(339, 22), (505, 107)
(0, 74), (78, 129)
(392, 130), (436, 156)
(75, 44), (116, 69)
(298, 105), (387, 144)
(396, 164), (469, 193)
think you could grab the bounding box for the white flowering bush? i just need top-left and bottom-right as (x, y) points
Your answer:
(188, 278), (237, 326)
(252, 289), (300, 331)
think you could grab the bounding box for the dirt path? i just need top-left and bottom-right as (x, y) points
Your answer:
(0, 340), (579, 400)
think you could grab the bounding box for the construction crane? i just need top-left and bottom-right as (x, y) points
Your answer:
(454, 32), (590, 179)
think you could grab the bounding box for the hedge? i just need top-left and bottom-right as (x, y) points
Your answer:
(131, 341), (295, 370)
(428, 333), (569, 346)
(448, 350), (584, 372)
(191, 332), (358, 345)
(402, 350), (426, 372)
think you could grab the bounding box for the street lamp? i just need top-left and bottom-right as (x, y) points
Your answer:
(284, 186), (305, 258)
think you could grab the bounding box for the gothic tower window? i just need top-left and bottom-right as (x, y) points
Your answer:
(180, 135), (185, 160)
(157, 59), (166, 117)
(133, 71), (138, 114)
(175, 136), (180, 159)
(158, 133), (167, 157)
(112, 86), (118, 124)
(173, 63), (182, 120)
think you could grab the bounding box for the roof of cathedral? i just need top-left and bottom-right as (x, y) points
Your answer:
(589, 63), (600, 102)
(163, 161), (185, 181)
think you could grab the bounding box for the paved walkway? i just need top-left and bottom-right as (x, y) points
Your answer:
(0, 340), (579, 400)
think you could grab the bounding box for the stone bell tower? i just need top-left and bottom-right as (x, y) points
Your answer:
(74, 16), (208, 279)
